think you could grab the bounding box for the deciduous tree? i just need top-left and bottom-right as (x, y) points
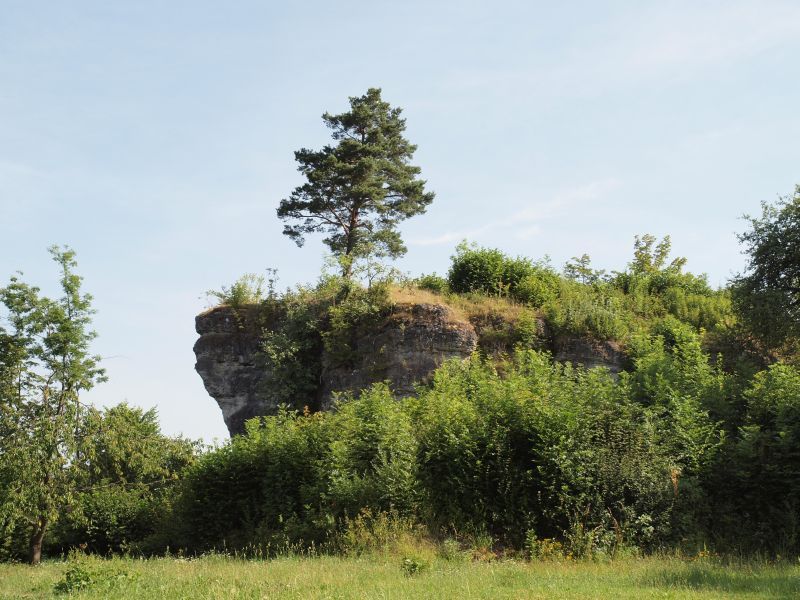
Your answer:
(0, 246), (105, 564)
(733, 186), (800, 350)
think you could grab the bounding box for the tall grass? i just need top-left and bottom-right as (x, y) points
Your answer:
(2, 552), (798, 599)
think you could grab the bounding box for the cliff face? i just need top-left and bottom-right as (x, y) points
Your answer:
(320, 303), (479, 409)
(194, 301), (626, 436)
(193, 305), (275, 436)
(194, 302), (479, 435)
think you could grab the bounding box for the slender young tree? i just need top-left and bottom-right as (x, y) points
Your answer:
(0, 246), (105, 564)
(277, 88), (435, 277)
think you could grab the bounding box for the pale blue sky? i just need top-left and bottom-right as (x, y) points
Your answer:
(2, 1), (799, 441)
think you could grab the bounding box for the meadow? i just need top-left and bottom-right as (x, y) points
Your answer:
(1, 554), (798, 599)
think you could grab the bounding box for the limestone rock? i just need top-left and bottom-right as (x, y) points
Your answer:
(553, 335), (625, 373)
(194, 302), (478, 436)
(194, 306), (275, 436)
(194, 301), (627, 437)
(320, 303), (478, 409)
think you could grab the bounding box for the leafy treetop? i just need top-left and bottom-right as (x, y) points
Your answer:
(733, 185), (800, 350)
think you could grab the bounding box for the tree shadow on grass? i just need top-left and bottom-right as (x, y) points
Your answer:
(640, 564), (800, 598)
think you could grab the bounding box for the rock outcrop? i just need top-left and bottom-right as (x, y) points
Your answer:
(194, 302), (478, 436)
(553, 335), (625, 374)
(194, 305), (274, 436)
(194, 301), (626, 436)
(320, 303), (479, 409)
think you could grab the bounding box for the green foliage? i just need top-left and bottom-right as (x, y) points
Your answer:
(448, 242), (529, 296)
(177, 385), (417, 553)
(544, 279), (631, 340)
(178, 336), (800, 556)
(51, 404), (198, 556)
(704, 363), (800, 553)
(414, 273), (449, 294)
(447, 243), (509, 295)
(259, 287), (328, 410)
(322, 283), (391, 367)
(54, 562), (94, 594)
(255, 276), (394, 410)
(176, 407), (330, 551)
(663, 287), (732, 331)
(277, 88), (434, 276)
(443, 235), (730, 344)
(542, 235), (733, 342)
(175, 227), (794, 558)
(324, 386), (419, 519)
(414, 351), (683, 550)
(563, 254), (606, 284)
(525, 530), (566, 560)
(334, 509), (421, 556)
(512, 270), (560, 308)
(447, 242), (559, 308)
(732, 185), (800, 351)
(53, 553), (137, 595)
(206, 273), (268, 307)
(400, 555), (428, 576)
(0, 246), (106, 564)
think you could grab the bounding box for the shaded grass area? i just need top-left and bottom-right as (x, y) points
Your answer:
(1, 555), (798, 599)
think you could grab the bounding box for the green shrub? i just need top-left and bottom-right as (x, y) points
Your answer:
(322, 284), (390, 367)
(257, 280), (392, 410)
(414, 351), (677, 548)
(53, 555), (137, 595)
(525, 529), (565, 560)
(448, 244), (509, 295)
(44, 404), (197, 557)
(512, 269), (560, 308)
(206, 273), (267, 307)
(324, 385), (419, 519)
(334, 509), (418, 556)
(663, 287), (732, 331)
(259, 288), (327, 410)
(544, 280), (631, 340)
(176, 408), (330, 552)
(437, 537), (464, 561)
(705, 364), (800, 554)
(447, 242), (554, 297)
(400, 555), (428, 576)
(415, 273), (449, 294)
(54, 563), (94, 594)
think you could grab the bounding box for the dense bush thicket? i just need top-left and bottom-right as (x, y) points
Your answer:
(444, 238), (732, 343)
(173, 330), (799, 557)
(3, 233), (798, 561)
(0, 405), (197, 560)
(161, 237), (797, 558)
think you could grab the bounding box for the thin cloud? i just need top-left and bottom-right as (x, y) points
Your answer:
(410, 178), (621, 247)
(410, 225), (493, 247)
(443, 2), (800, 98)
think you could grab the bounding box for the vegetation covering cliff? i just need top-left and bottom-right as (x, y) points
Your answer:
(177, 235), (800, 558)
(195, 237), (736, 436)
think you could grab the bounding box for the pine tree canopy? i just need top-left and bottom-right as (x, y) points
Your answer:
(277, 88), (434, 275)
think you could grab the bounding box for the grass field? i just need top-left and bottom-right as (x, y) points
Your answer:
(1, 554), (798, 599)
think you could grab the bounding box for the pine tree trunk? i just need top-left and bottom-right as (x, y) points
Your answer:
(28, 518), (47, 565)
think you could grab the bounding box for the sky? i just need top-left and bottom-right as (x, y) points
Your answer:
(2, 1), (799, 442)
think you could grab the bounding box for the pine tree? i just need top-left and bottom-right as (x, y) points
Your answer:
(277, 88), (434, 277)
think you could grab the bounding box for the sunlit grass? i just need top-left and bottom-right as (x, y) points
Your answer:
(389, 284), (531, 324)
(2, 554), (798, 599)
